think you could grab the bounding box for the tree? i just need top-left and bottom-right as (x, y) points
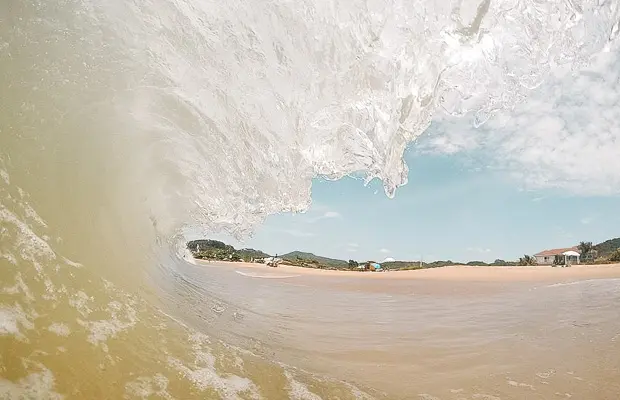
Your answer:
(518, 254), (537, 266)
(577, 241), (593, 257)
(608, 249), (620, 263)
(348, 259), (359, 269)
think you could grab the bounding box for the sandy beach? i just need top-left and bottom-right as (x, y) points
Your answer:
(197, 259), (620, 282)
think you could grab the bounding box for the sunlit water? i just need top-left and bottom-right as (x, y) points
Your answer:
(2, 0), (620, 398)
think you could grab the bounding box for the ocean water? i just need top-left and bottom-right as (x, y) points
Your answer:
(1, 0), (620, 398)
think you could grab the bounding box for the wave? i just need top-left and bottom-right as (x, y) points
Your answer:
(545, 278), (620, 288)
(1, 0), (619, 398)
(235, 270), (300, 279)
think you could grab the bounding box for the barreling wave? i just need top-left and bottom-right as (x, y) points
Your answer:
(1, 0), (619, 398)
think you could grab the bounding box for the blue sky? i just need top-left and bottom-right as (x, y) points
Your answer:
(197, 145), (619, 263)
(187, 51), (620, 263)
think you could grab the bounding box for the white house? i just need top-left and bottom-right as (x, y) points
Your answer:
(534, 247), (580, 265)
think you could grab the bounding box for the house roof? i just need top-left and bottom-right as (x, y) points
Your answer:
(534, 247), (579, 257)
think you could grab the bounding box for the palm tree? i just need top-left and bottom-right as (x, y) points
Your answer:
(577, 241), (593, 257)
(518, 254), (537, 266)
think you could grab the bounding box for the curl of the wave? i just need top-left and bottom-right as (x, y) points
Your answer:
(3, 0), (620, 240)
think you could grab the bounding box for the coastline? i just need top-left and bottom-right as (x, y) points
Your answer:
(195, 259), (620, 282)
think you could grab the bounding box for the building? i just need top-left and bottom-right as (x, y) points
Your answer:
(363, 261), (383, 272)
(534, 247), (580, 265)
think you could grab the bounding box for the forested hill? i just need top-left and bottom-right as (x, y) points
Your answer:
(187, 239), (270, 261)
(594, 237), (620, 257)
(279, 251), (348, 267)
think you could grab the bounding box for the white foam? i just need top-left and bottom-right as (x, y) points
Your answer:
(69, 291), (93, 317)
(0, 251), (17, 265)
(48, 323), (71, 337)
(418, 394), (441, 400)
(42, 278), (58, 301)
(125, 374), (173, 399)
(0, 308), (21, 336)
(235, 271), (300, 279)
(22, 202), (48, 228)
(0, 169), (9, 185)
(546, 278), (620, 288)
(0, 305), (34, 339)
(79, 301), (137, 350)
(472, 395), (501, 400)
(61, 257), (83, 268)
(168, 354), (259, 399)
(284, 372), (322, 400)
(0, 365), (63, 399)
(536, 369), (556, 379)
(1, 273), (33, 301)
(506, 380), (535, 390)
(0, 205), (55, 262)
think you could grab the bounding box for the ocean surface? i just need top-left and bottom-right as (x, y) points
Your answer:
(2, 0), (620, 398)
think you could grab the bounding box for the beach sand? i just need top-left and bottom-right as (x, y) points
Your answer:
(197, 259), (620, 283)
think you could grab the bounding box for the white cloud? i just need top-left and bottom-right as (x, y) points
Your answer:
(379, 248), (390, 254)
(347, 242), (359, 247)
(466, 247), (491, 254)
(322, 211), (341, 219)
(419, 50), (620, 196)
(580, 217), (593, 225)
(306, 210), (342, 223)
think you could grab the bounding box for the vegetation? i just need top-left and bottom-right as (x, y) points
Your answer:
(518, 255), (537, 266)
(280, 251), (349, 268)
(594, 238), (620, 258)
(609, 249), (620, 263)
(187, 239), (270, 262)
(490, 259), (517, 266)
(187, 239), (233, 252)
(187, 235), (620, 271)
(578, 241), (594, 257)
(572, 237), (620, 264)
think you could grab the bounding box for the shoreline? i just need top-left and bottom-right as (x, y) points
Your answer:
(195, 259), (620, 282)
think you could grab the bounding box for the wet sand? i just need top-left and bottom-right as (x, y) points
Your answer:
(198, 260), (620, 282)
(174, 260), (620, 398)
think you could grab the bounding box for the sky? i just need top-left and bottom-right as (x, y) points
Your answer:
(187, 50), (620, 263)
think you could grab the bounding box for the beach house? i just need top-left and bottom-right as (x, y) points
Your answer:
(534, 247), (580, 265)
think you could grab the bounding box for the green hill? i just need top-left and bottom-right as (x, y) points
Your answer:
(236, 248), (271, 259)
(280, 251), (348, 268)
(187, 240), (270, 262)
(594, 237), (620, 257)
